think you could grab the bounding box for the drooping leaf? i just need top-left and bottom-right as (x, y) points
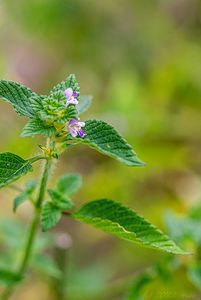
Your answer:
(56, 174), (82, 196)
(77, 96), (93, 114)
(41, 202), (61, 232)
(0, 80), (37, 117)
(0, 153), (33, 188)
(73, 199), (187, 254)
(13, 192), (28, 212)
(77, 120), (145, 166)
(48, 189), (73, 210)
(21, 118), (56, 137)
(13, 180), (37, 212)
(0, 269), (22, 286)
(51, 74), (80, 100)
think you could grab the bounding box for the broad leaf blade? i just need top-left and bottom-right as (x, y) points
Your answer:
(77, 120), (144, 166)
(0, 80), (36, 117)
(77, 96), (93, 114)
(21, 118), (56, 137)
(0, 153), (33, 188)
(56, 174), (82, 196)
(48, 189), (73, 210)
(73, 199), (187, 254)
(41, 202), (61, 232)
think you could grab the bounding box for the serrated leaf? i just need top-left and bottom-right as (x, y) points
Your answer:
(21, 118), (56, 137)
(56, 174), (82, 196)
(0, 153), (33, 188)
(0, 269), (22, 286)
(41, 202), (61, 232)
(29, 94), (44, 112)
(30, 94), (78, 124)
(73, 199), (188, 254)
(77, 96), (93, 114)
(0, 80), (37, 117)
(13, 192), (28, 212)
(48, 189), (73, 210)
(51, 74), (80, 100)
(65, 105), (78, 120)
(77, 120), (144, 166)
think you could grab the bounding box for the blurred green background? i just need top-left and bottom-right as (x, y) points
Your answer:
(0, 1), (201, 299)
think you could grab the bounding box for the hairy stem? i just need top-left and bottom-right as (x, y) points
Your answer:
(1, 154), (53, 300)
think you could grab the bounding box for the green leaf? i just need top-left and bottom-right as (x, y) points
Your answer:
(56, 174), (82, 196)
(51, 74), (80, 100)
(29, 94), (44, 112)
(32, 254), (62, 279)
(41, 202), (61, 232)
(188, 202), (201, 220)
(46, 174), (81, 211)
(127, 270), (156, 300)
(165, 210), (201, 245)
(25, 180), (37, 194)
(188, 263), (201, 290)
(0, 153), (33, 188)
(13, 180), (37, 212)
(21, 118), (56, 137)
(73, 199), (187, 254)
(65, 105), (78, 120)
(0, 80), (37, 117)
(0, 269), (22, 286)
(13, 192), (28, 212)
(48, 189), (73, 210)
(77, 96), (93, 114)
(78, 120), (145, 166)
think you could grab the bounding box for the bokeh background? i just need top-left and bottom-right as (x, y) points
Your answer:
(0, 1), (201, 299)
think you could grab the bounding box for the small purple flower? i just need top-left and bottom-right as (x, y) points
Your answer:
(67, 118), (86, 138)
(64, 88), (78, 107)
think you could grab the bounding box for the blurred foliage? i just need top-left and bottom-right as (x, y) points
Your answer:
(0, 0), (201, 299)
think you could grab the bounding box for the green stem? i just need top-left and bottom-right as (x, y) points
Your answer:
(17, 213), (39, 275)
(28, 155), (47, 164)
(1, 157), (52, 300)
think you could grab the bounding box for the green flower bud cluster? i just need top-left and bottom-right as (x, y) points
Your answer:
(30, 91), (78, 125)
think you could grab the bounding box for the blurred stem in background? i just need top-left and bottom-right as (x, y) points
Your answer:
(0, 139), (53, 300)
(52, 233), (73, 300)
